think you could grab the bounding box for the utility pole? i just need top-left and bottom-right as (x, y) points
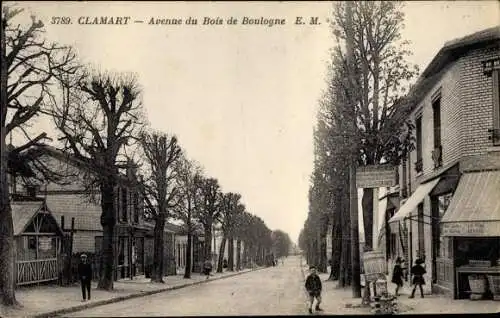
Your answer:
(346, 0), (361, 298)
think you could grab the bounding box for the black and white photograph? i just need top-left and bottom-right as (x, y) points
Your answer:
(0, 1), (499, 316)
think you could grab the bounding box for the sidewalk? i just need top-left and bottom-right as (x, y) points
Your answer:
(1, 267), (264, 318)
(385, 282), (500, 314)
(303, 265), (499, 315)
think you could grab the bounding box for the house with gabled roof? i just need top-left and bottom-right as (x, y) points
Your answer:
(11, 198), (64, 286)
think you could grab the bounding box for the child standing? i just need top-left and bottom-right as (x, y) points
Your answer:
(391, 257), (404, 296)
(409, 258), (426, 298)
(305, 266), (323, 314)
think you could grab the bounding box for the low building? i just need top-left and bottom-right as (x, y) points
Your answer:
(11, 199), (64, 286)
(213, 227), (246, 270)
(13, 146), (150, 281)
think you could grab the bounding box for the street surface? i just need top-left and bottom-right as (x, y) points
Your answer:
(66, 256), (312, 316)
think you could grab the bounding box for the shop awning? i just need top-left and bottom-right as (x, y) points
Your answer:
(441, 170), (500, 237)
(388, 177), (441, 224)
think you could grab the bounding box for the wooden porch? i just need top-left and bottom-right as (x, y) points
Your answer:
(12, 200), (64, 286)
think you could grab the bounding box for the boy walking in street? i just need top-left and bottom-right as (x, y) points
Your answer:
(305, 265), (323, 314)
(78, 254), (92, 301)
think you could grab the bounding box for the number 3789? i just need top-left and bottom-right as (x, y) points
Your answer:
(51, 17), (72, 24)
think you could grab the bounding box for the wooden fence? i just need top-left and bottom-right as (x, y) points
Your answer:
(16, 258), (59, 285)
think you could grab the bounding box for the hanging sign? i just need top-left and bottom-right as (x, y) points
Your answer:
(356, 165), (397, 188)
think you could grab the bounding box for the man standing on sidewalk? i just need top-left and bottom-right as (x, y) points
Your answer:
(305, 266), (323, 314)
(78, 254), (92, 302)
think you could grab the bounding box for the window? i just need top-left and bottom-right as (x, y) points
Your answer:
(26, 185), (38, 197)
(401, 159), (408, 198)
(121, 187), (128, 222)
(483, 58), (500, 145)
(432, 97), (442, 148)
(432, 96), (442, 168)
(415, 116), (423, 173)
(133, 192), (139, 223)
(417, 203), (425, 258)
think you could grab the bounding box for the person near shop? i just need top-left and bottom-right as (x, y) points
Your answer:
(391, 257), (404, 296)
(409, 258), (426, 298)
(78, 254), (92, 301)
(305, 266), (323, 314)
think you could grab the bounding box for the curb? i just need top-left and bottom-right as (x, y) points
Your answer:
(34, 267), (267, 318)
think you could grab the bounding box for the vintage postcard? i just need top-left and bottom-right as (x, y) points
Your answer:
(1, 1), (499, 316)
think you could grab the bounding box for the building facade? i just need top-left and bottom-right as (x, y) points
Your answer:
(388, 26), (500, 298)
(14, 147), (152, 281)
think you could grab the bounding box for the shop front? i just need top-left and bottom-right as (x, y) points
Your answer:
(388, 177), (442, 293)
(439, 170), (500, 300)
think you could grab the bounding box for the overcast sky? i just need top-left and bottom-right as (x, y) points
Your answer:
(6, 1), (499, 243)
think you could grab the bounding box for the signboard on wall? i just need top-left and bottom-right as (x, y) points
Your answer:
(356, 165), (397, 188)
(38, 237), (52, 251)
(441, 221), (500, 237)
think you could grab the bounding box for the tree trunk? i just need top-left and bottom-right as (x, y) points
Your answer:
(98, 183), (116, 290)
(242, 241), (248, 268)
(329, 208), (342, 280)
(0, 18), (18, 307)
(217, 235), (227, 273)
(184, 232), (192, 278)
(362, 188), (374, 250)
(0, 203), (17, 307)
(203, 224), (212, 262)
(312, 239), (319, 268)
(236, 239), (241, 271)
(151, 216), (165, 283)
(307, 240), (313, 265)
(338, 181), (352, 287)
(319, 234), (327, 273)
(228, 236), (234, 271)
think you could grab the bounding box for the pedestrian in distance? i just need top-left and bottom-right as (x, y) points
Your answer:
(304, 265), (323, 314)
(391, 257), (404, 296)
(78, 253), (92, 302)
(409, 258), (426, 298)
(203, 259), (213, 279)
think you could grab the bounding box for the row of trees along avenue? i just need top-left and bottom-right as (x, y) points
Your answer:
(0, 7), (291, 307)
(298, 1), (418, 296)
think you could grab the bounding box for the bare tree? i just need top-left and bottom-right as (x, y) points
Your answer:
(51, 69), (144, 290)
(1, 7), (77, 306)
(173, 156), (202, 279)
(331, 1), (418, 249)
(194, 177), (221, 263)
(139, 131), (181, 283)
(216, 192), (242, 272)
